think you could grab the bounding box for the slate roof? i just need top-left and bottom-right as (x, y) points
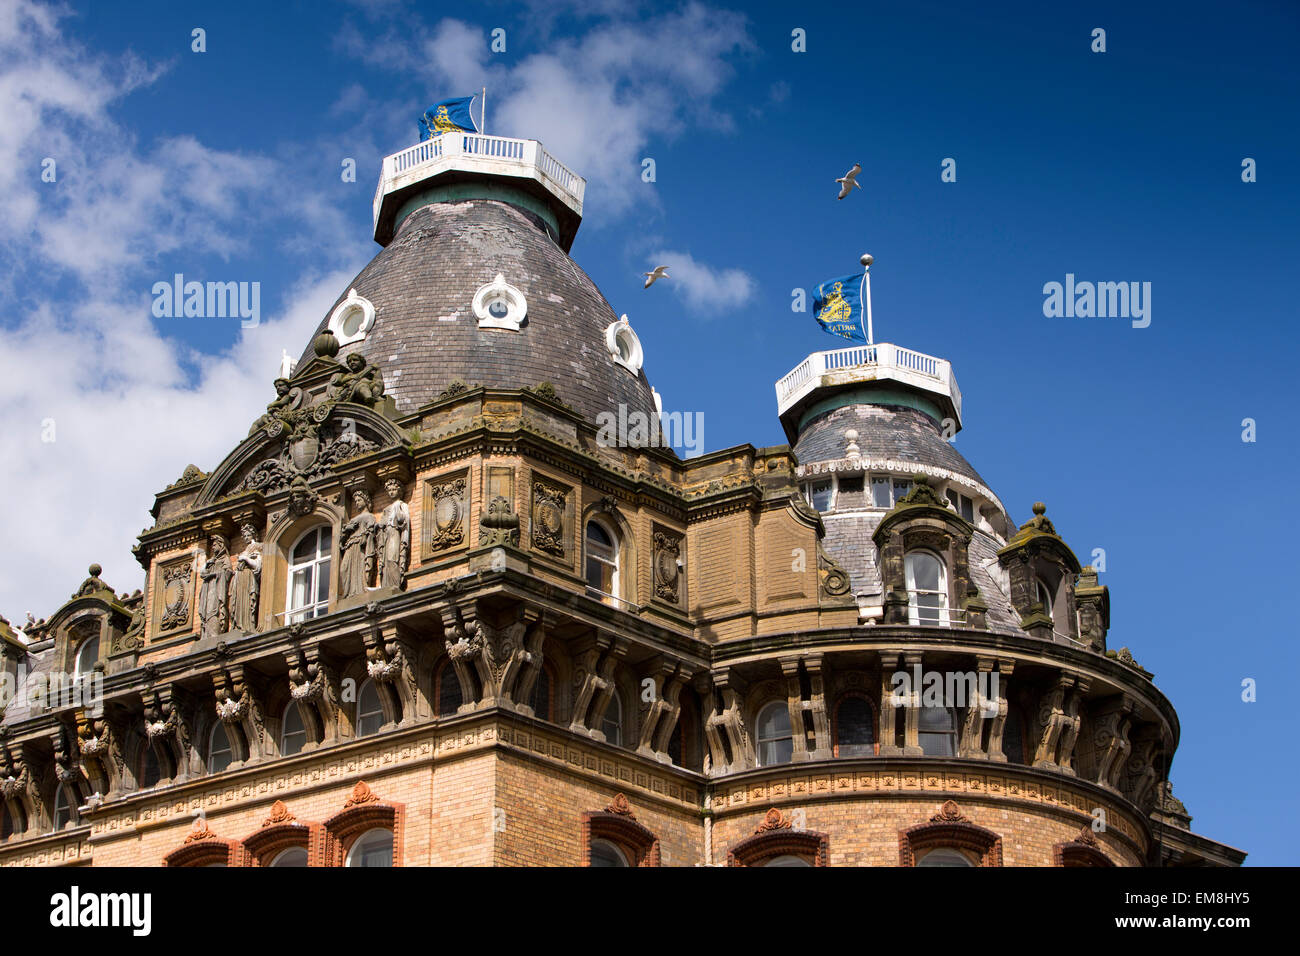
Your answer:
(794, 404), (987, 485)
(299, 200), (660, 427)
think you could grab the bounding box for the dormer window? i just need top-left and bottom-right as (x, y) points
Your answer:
(73, 635), (99, 681)
(473, 274), (527, 330)
(604, 315), (644, 374)
(327, 289), (376, 345)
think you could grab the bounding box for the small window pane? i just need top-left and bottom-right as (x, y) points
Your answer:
(601, 690), (623, 746)
(757, 703), (794, 766)
(871, 477), (892, 507)
(357, 681), (384, 737)
(269, 847), (308, 867)
(946, 488), (960, 509)
(766, 854), (812, 867)
(893, 479), (912, 502)
(960, 496), (975, 523)
(590, 839), (629, 867)
(917, 847), (973, 867)
(293, 532), (317, 562)
(209, 723), (233, 773)
(347, 828), (393, 868)
(808, 482), (832, 511)
(838, 475), (863, 497)
(836, 697), (874, 757)
(281, 704), (307, 756)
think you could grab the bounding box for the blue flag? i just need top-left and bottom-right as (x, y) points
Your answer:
(419, 96), (479, 140)
(812, 273), (868, 342)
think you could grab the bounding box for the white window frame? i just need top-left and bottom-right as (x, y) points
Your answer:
(287, 525), (332, 624)
(346, 828), (394, 867)
(584, 519), (620, 600)
(604, 314), (644, 374)
(756, 701), (794, 767)
(208, 722), (234, 773)
(280, 702), (307, 756)
(355, 679), (384, 738)
(327, 288), (376, 345)
(905, 551), (950, 626)
(472, 273), (527, 330)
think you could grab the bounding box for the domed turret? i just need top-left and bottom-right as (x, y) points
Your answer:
(297, 133), (659, 428)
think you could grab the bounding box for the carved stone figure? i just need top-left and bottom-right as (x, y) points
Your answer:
(338, 490), (377, 599)
(229, 524), (262, 632)
(198, 537), (233, 639)
(288, 476), (318, 517)
(378, 479), (410, 589)
(248, 378), (304, 436)
(328, 353), (386, 408)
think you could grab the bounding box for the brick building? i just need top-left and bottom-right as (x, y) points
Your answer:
(0, 132), (1244, 867)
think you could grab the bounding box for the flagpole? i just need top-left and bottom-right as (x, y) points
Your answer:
(480, 87), (486, 134)
(860, 253), (874, 344)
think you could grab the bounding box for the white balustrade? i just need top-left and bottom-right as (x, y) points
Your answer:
(775, 342), (962, 422)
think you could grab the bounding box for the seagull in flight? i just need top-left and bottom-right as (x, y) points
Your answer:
(643, 265), (670, 288)
(836, 163), (862, 200)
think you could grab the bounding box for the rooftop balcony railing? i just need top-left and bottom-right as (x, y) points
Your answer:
(775, 342), (962, 423)
(372, 132), (586, 228)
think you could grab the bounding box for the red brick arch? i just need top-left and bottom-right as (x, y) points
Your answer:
(899, 800), (1003, 867)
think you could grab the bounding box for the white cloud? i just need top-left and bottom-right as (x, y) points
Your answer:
(646, 249), (755, 313)
(0, 1), (366, 620)
(335, 4), (754, 217)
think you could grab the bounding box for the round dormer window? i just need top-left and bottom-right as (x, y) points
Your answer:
(327, 289), (376, 346)
(605, 315), (644, 374)
(473, 274), (527, 330)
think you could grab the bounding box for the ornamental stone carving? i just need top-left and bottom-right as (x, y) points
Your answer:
(531, 478), (569, 559)
(652, 529), (683, 604)
(479, 495), (520, 548)
(327, 353), (386, 408)
(425, 475), (467, 553)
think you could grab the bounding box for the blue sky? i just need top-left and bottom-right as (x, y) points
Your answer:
(0, 0), (1296, 863)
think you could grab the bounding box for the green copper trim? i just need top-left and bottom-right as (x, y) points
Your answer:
(394, 183), (561, 238)
(797, 385), (946, 433)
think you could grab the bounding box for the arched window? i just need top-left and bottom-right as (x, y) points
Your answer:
(589, 839), (629, 867)
(54, 785), (76, 829)
(918, 705), (957, 757)
(139, 744), (162, 789)
(601, 689), (623, 746)
(268, 846), (309, 867)
(280, 703), (307, 756)
(917, 847), (975, 867)
(756, 702), (794, 766)
(435, 662), (462, 717)
(73, 635), (99, 680)
(765, 854), (814, 867)
(287, 525), (332, 623)
(208, 723), (234, 773)
(834, 695), (875, 757)
(584, 520), (619, 598)
(1036, 577), (1055, 619)
(905, 551), (949, 626)
(356, 679), (384, 737)
(531, 664), (552, 721)
(346, 828), (394, 867)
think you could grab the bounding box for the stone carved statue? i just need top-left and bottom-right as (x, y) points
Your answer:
(198, 537), (233, 638)
(328, 354), (386, 408)
(229, 524), (262, 632)
(377, 479), (410, 589)
(248, 378), (305, 436)
(338, 490), (377, 599)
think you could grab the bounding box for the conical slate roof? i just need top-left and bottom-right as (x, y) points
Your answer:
(299, 199), (659, 426)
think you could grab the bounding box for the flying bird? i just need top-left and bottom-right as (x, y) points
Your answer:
(836, 163), (862, 200)
(643, 265), (670, 288)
